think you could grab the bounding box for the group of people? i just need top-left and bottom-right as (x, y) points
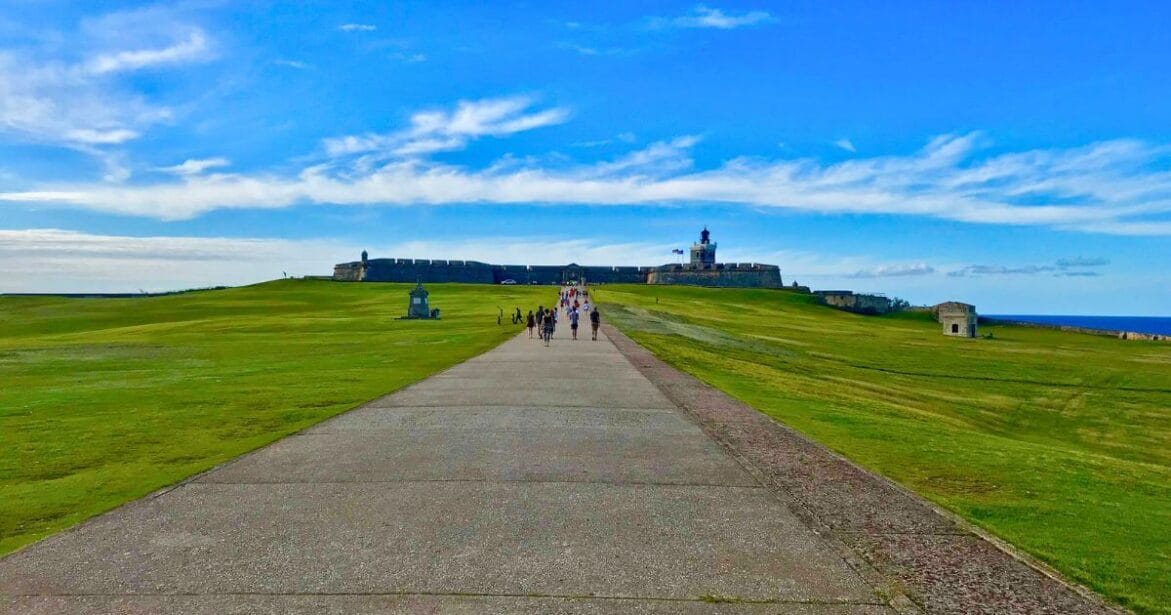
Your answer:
(523, 284), (600, 346)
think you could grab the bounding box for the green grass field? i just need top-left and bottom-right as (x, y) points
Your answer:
(597, 285), (1171, 614)
(0, 279), (549, 556)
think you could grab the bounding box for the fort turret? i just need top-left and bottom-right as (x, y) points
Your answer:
(690, 226), (717, 269)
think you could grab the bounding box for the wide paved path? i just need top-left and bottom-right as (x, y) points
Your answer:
(1, 322), (889, 613)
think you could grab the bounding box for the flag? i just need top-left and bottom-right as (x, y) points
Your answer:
(671, 249), (684, 255)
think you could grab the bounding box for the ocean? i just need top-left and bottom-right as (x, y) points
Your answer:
(987, 315), (1171, 336)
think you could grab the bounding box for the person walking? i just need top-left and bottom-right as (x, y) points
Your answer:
(590, 307), (601, 341)
(569, 307), (580, 341)
(526, 310), (536, 338)
(542, 307), (556, 346)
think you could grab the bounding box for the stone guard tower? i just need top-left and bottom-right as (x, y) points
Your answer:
(936, 302), (977, 338)
(689, 226), (717, 269)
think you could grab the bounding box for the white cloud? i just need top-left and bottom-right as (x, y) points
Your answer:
(947, 257), (1111, 277)
(339, 23), (377, 32)
(834, 138), (856, 153)
(848, 263), (935, 278)
(391, 52), (427, 63)
(0, 53), (171, 148)
(0, 229), (675, 293)
(1055, 256), (1109, 268)
(660, 5), (775, 30)
(322, 96), (570, 157)
(574, 134), (637, 148)
(0, 229), (347, 293)
(5, 118), (1171, 236)
(0, 14), (211, 150)
(65, 128), (141, 144)
(86, 30), (210, 74)
(158, 157), (229, 176)
(274, 59), (312, 70)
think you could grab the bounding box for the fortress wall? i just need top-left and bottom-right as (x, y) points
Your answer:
(816, 291), (892, 315)
(494, 266), (541, 284)
(334, 255), (782, 288)
(526, 266), (565, 284)
(646, 265), (782, 288)
(333, 262), (364, 281)
(584, 266), (646, 284)
(362, 259), (495, 283)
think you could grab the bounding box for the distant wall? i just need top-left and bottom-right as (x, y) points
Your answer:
(814, 291), (893, 315)
(334, 256), (783, 288)
(333, 262), (364, 281)
(356, 259), (496, 284)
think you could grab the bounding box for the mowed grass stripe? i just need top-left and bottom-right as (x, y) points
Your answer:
(598, 285), (1170, 615)
(0, 279), (548, 556)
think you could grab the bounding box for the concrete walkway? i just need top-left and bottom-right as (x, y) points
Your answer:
(1, 323), (890, 614)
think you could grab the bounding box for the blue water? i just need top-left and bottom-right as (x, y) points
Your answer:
(988, 315), (1171, 336)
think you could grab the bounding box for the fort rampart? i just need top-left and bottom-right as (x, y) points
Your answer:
(645, 263), (783, 288)
(333, 228), (784, 289)
(334, 257), (784, 288)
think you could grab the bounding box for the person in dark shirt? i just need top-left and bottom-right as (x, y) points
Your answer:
(590, 307), (601, 341)
(526, 310), (536, 338)
(542, 308), (556, 346)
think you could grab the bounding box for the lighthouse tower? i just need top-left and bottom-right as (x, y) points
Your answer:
(689, 226), (717, 269)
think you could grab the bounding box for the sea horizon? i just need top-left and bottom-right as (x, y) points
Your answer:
(986, 314), (1171, 336)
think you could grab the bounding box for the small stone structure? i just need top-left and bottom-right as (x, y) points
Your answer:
(936, 301), (977, 337)
(814, 290), (893, 315)
(404, 281), (439, 319)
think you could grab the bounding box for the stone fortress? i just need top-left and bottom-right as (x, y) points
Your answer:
(332, 226), (1022, 340)
(333, 227), (784, 288)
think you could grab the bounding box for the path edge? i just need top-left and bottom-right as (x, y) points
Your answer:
(0, 330), (531, 564)
(600, 323), (1124, 615)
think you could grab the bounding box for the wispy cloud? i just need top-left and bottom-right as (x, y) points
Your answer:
(0, 13), (212, 152)
(65, 128), (141, 145)
(339, 23), (377, 32)
(391, 52), (426, 63)
(158, 157), (229, 176)
(654, 5), (775, 30)
(86, 30), (209, 74)
(948, 257), (1111, 277)
(0, 229), (676, 293)
(556, 41), (644, 57)
(273, 59), (312, 70)
(573, 132), (638, 148)
(834, 138), (856, 153)
(0, 229), (345, 293)
(322, 96), (570, 157)
(848, 263), (935, 278)
(1055, 256), (1110, 268)
(5, 115), (1171, 236)
(948, 264), (1056, 277)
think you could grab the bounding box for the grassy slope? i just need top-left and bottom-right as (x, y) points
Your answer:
(0, 279), (548, 556)
(598, 285), (1170, 614)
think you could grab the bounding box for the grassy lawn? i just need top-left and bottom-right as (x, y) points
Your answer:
(0, 279), (549, 556)
(597, 285), (1171, 614)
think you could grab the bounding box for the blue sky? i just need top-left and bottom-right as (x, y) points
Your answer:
(1, 1), (1169, 314)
